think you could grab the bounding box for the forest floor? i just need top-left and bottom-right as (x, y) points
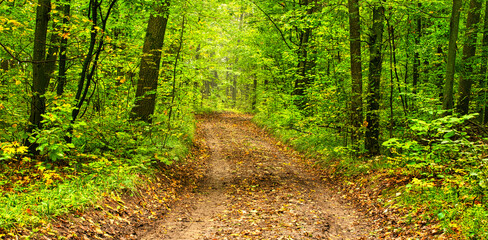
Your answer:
(16, 112), (438, 239)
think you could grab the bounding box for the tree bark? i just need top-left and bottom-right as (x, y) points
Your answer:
(365, 4), (384, 156)
(292, 0), (316, 109)
(479, 1), (488, 123)
(412, 3), (422, 96)
(27, 0), (51, 153)
(252, 75), (257, 110)
(457, 0), (482, 115)
(45, 3), (62, 83)
(130, 0), (170, 123)
(442, 0), (463, 112)
(348, 0), (363, 144)
(57, 1), (71, 96)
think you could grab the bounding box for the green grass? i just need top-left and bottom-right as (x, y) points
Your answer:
(0, 155), (142, 232)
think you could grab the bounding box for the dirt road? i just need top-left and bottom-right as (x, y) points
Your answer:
(139, 113), (370, 239)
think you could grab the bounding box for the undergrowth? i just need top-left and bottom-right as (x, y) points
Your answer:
(0, 105), (195, 236)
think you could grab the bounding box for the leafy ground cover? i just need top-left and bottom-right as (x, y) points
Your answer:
(0, 135), (203, 239)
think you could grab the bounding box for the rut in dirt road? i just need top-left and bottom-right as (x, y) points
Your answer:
(140, 113), (371, 239)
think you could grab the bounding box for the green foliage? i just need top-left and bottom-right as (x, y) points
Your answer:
(29, 98), (76, 161)
(0, 142), (28, 162)
(379, 112), (488, 237)
(383, 113), (482, 174)
(0, 0), (199, 233)
(0, 154), (142, 230)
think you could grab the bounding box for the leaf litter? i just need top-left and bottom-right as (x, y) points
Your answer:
(140, 112), (370, 239)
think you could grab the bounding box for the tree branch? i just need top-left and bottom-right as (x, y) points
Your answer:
(249, 0), (294, 50)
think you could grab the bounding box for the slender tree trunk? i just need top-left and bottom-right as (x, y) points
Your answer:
(130, 0), (170, 123)
(479, 1), (488, 123)
(457, 0), (482, 115)
(193, 43), (201, 107)
(388, 24), (407, 115)
(57, 0), (70, 96)
(252, 75), (257, 110)
(293, 27), (312, 106)
(232, 74), (237, 108)
(67, 0), (117, 144)
(71, 0), (98, 125)
(388, 21), (395, 139)
(162, 41), (179, 101)
(412, 3), (422, 96)
(442, 0), (463, 112)
(365, 4), (384, 156)
(166, 17), (185, 135)
(45, 3), (63, 83)
(435, 46), (445, 100)
(348, 0), (363, 144)
(292, 0), (315, 109)
(27, 0), (51, 153)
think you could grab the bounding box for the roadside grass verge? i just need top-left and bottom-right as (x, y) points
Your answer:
(0, 119), (195, 238)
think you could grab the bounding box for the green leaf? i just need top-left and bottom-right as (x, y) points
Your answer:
(443, 130), (455, 139)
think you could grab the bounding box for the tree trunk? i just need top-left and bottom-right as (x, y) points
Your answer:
(130, 1), (170, 123)
(45, 3), (62, 83)
(57, 1), (70, 96)
(252, 78), (258, 111)
(457, 0), (482, 115)
(479, 1), (488, 123)
(27, 0), (51, 153)
(348, 0), (363, 144)
(293, 28), (312, 106)
(68, 0), (117, 142)
(292, 0), (315, 109)
(412, 3), (422, 96)
(232, 74), (237, 108)
(365, 4), (384, 156)
(435, 46), (445, 100)
(442, 0), (463, 112)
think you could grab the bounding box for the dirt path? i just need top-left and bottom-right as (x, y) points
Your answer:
(139, 112), (370, 239)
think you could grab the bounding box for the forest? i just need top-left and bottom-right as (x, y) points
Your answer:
(1, 0), (488, 238)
